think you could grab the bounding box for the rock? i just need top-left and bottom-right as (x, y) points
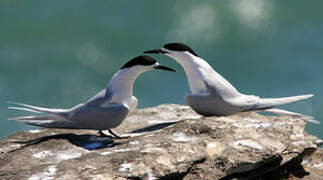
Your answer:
(302, 148), (323, 180)
(0, 104), (321, 180)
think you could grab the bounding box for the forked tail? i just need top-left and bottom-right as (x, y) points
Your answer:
(8, 101), (78, 128)
(245, 94), (317, 123)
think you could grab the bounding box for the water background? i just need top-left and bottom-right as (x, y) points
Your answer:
(1, 0), (322, 139)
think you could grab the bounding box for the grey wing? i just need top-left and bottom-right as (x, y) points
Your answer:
(202, 75), (263, 112)
(186, 93), (248, 116)
(69, 104), (129, 130)
(186, 79), (260, 116)
(229, 94), (262, 111)
(201, 70), (240, 97)
(85, 88), (113, 107)
(240, 94), (313, 112)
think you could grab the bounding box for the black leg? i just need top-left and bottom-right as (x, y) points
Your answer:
(98, 130), (112, 137)
(108, 129), (129, 139)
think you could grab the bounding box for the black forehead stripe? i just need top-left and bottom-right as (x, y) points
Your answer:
(164, 43), (198, 56)
(121, 55), (157, 69)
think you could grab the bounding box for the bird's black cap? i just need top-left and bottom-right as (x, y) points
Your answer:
(164, 42), (198, 56)
(144, 42), (198, 57)
(121, 55), (175, 72)
(121, 55), (157, 69)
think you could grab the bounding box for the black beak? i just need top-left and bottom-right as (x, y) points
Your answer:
(144, 49), (167, 54)
(154, 65), (176, 72)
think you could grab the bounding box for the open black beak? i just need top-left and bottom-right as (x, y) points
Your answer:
(154, 65), (176, 72)
(144, 49), (167, 54)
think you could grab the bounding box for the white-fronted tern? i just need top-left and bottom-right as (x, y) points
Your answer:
(9, 55), (176, 138)
(145, 42), (316, 122)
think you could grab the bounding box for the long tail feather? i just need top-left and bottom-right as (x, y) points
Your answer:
(8, 106), (41, 113)
(8, 101), (69, 114)
(8, 115), (55, 121)
(256, 94), (313, 109)
(20, 119), (81, 129)
(8, 113), (82, 129)
(8, 101), (77, 129)
(263, 108), (320, 124)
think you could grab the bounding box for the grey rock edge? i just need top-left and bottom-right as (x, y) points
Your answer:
(0, 104), (322, 180)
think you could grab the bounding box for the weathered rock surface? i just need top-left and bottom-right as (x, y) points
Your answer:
(0, 104), (321, 180)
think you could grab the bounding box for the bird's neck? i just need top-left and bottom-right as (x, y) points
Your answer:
(168, 54), (208, 93)
(106, 68), (142, 105)
(169, 54), (240, 96)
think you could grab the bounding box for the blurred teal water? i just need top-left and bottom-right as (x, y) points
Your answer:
(1, 0), (322, 139)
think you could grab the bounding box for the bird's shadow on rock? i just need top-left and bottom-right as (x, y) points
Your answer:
(131, 121), (179, 133)
(10, 133), (117, 152)
(10, 121), (180, 152)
